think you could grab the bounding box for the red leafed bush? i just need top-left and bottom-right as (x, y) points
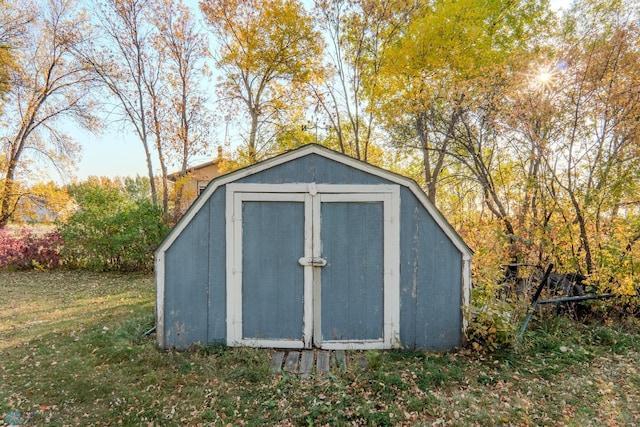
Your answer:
(0, 228), (63, 270)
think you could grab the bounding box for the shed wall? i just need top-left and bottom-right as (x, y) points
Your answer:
(161, 153), (465, 350)
(206, 189), (227, 343)
(399, 187), (463, 350)
(164, 201), (210, 348)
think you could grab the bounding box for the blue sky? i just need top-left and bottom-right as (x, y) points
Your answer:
(67, 0), (572, 183)
(69, 0), (216, 183)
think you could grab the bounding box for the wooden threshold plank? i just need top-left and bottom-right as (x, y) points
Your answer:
(356, 354), (369, 370)
(284, 351), (300, 373)
(334, 349), (346, 370)
(316, 350), (330, 374)
(299, 350), (314, 378)
(270, 351), (285, 374)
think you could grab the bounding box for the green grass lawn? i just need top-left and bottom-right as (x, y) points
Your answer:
(1, 270), (639, 426)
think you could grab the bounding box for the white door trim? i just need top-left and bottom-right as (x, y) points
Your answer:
(226, 190), (310, 348)
(226, 183), (400, 349)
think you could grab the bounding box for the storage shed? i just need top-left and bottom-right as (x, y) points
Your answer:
(155, 144), (472, 351)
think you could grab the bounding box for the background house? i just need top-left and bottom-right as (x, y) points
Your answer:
(168, 146), (225, 213)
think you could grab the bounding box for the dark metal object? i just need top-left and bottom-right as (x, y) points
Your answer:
(142, 326), (156, 337)
(518, 263), (619, 337)
(518, 264), (554, 338)
(537, 293), (617, 304)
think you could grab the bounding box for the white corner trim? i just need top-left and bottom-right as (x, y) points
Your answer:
(225, 186), (240, 346)
(155, 251), (165, 348)
(385, 187), (401, 348)
(461, 254), (472, 333)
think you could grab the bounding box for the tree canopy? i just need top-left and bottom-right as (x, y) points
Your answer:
(0, 0), (638, 302)
(201, 0), (324, 163)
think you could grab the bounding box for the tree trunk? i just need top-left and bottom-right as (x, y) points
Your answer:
(418, 106), (461, 206)
(416, 113), (435, 204)
(0, 115), (37, 227)
(150, 95), (168, 213)
(569, 192), (594, 274)
(0, 176), (16, 228)
(141, 136), (157, 207)
(248, 107), (259, 163)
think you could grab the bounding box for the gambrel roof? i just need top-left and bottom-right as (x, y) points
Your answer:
(156, 143), (472, 258)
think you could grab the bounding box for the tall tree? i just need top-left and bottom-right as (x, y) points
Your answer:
(201, 0), (324, 163)
(0, 0), (30, 106)
(314, 0), (415, 161)
(500, 56), (565, 267)
(151, 0), (212, 213)
(541, 0), (640, 275)
(379, 0), (552, 207)
(0, 0), (98, 228)
(370, 0), (557, 286)
(84, 0), (163, 208)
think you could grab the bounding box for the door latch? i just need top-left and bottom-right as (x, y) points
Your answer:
(298, 257), (327, 267)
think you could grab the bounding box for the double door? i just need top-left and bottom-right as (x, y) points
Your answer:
(226, 183), (399, 349)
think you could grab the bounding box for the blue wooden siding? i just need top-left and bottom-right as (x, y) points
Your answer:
(236, 154), (389, 186)
(161, 152), (465, 350)
(242, 201), (305, 340)
(321, 202), (384, 341)
(164, 201), (210, 349)
(206, 189), (227, 343)
(399, 187), (463, 350)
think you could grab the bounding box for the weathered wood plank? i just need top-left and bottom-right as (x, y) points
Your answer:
(316, 351), (330, 374)
(270, 351), (285, 374)
(356, 355), (369, 370)
(241, 202), (306, 341)
(284, 351), (300, 373)
(334, 350), (346, 370)
(299, 350), (314, 378)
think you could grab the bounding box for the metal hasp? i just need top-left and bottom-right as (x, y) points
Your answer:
(298, 256), (327, 267)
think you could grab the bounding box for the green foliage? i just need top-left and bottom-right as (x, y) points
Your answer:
(466, 302), (517, 352)
(465, 285), (524, 352)
(122, 176), (152, 202)
(60, 177), (169, 271)
(201, 0), (324, 163)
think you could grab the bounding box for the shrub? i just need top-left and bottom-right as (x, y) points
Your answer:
(465, 299), (518, 352)
(465, 282), (529, 352)
(60, 179), (169, 271)
(0, 228), (63, 270)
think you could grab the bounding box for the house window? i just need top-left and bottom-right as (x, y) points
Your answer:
(198, 182), (208, 196)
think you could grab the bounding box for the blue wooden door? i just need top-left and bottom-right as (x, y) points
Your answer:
(319, 200), (384, 344)
(241, 200), (306, 343)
